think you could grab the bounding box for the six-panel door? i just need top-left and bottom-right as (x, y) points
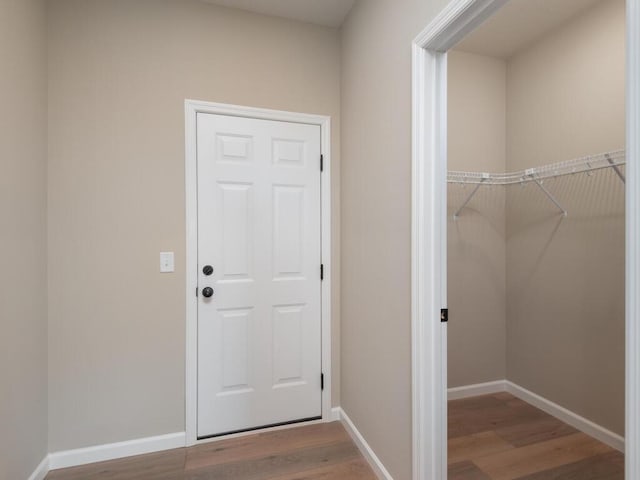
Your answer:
(196, 113), (322, 438)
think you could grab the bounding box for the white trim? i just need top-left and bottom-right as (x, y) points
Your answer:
(506, 382), (625, 453)
(411, 2), (507, 478)
(627, 1), (640, 478)
(413, 0), (507, 53)
(184, 99), (333, 446)
(448, 380), (625, 452)
(330, 406), (341, 422)
(337, 408), (394, 480)
(412, 0), (640, 478)
(447, 380), (506, 400)
(185, 99), (198, 448)
(48, 432), (186, 471)
(39, 407), (337, 474)
(27, 456), (49, 480)
(411, 39), (448, 480)
(40, 408), (343, 474)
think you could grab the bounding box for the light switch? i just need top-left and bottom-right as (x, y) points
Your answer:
(160, 252), (175, 273)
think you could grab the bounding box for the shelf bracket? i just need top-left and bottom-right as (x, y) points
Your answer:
(453, 174), (489, 219)
(527, 169), (567, 217)
(606, 153), (626, 184)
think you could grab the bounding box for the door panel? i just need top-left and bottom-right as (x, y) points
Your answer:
(273, 185), (305, 277)
(218, 183), (253, 279)
(196, 113), (322, 438)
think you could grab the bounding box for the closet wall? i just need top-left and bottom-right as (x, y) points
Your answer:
(506, 0), (625, 435)
(448, 51), (507, 387)
(449, 0), (625, 435)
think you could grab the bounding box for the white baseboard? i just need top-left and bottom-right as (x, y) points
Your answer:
(449, 380), (625, 452)
(505, 381), (624, 452)
(27, 456), (49, 480)
(337, 408), (393, 480)
(28, 385), (625, 476)
(330, 406), (342, 422)
(48, 432), (186, 471)
(47, 410), (340, 472)
(448, 380), (506, 400)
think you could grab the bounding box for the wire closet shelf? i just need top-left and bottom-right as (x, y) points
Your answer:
(448, 150), (626, 185)
(448, 150), (626, 219)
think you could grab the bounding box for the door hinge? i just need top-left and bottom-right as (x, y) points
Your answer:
(321, 373), (324, 390)
(320, 154), (324, 172)
(441, 308), (449, 323)
(320, 264), (324, 281)
(195, 287), (198, 297)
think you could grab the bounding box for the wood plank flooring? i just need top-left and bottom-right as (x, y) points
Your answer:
(448, 392), (624, 480)
(42, 393), (624, 479)
(45, 422), (377, 480)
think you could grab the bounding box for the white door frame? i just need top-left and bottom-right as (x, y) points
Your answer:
(184, 100), (332, 446)
(411, 0), (640, 479)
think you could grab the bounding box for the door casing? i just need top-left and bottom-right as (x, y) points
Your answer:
(185, 100), (333, 446)
(411, 0), (640, 479)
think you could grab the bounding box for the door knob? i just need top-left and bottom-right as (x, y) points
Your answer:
(203, 265), (214, 276)
(202, 287), (214, 298)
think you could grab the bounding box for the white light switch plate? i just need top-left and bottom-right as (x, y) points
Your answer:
(160, 252), (175, 273)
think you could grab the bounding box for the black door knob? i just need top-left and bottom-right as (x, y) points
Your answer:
(202, 287), (214, 298)
(203, 265), (214, 276)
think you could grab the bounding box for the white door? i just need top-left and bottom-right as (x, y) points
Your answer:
(196, 113), (323, 438)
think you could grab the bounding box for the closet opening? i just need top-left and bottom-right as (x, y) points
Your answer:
(447, 0), (626, 478)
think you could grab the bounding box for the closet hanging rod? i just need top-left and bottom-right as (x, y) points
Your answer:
(448, 150), (625, 185)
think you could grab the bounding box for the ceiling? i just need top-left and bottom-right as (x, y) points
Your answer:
(199, 0), (356, 27)
(455, 0), (604, 59)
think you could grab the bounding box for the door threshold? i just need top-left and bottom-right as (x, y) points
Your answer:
(197, 416), (323, 442)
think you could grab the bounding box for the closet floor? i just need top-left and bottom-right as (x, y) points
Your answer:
(448, 392), (624, 479)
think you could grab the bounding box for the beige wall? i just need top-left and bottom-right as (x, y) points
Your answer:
(448, 51), (507, 387)
(506, 0), (625, 434)
(340, 1), (449, 478)
(5, 1), (622, 476)
(47, 0), (341, 451)
(506, 0), (625, 168)
(0, 0), (48, 478)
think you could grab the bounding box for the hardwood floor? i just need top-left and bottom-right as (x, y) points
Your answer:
(45, 422), (377, 480)
(43, 394), (624, 480)
(448, 392), (624, 480)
